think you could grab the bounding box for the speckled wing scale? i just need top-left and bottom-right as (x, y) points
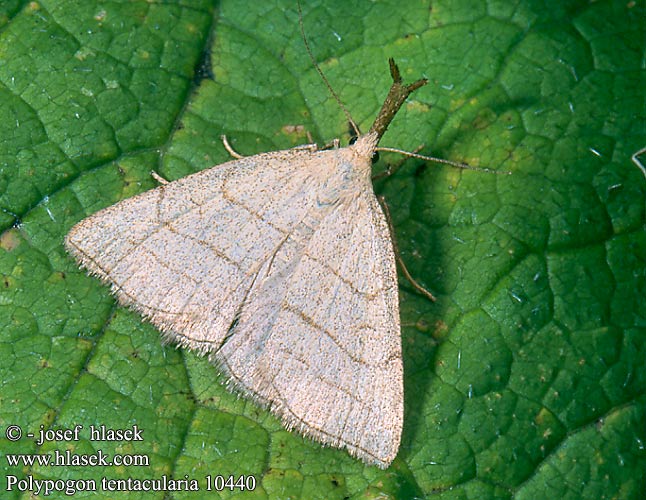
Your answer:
(66, 59), (427, 468)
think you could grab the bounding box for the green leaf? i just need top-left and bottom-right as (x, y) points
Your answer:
(1, 0), (644, 499)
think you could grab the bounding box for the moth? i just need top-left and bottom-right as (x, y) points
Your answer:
(67, 55), (428, 468)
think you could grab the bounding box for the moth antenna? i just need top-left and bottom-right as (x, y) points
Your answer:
(297, 0), (361, 138)
(376, 146), (512, 175)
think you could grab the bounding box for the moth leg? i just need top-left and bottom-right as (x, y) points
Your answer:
(292, 143), (319, 152)
(151, 171), (169, 185)
(285, 129), (319, 152)
(221, 135), (245, 159)
(316, 138), (342, 151)
(632, 146), (646, 180)
(378, 195), (437, 302)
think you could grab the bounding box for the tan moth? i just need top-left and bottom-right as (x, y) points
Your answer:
(66, 23), (432, 466)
